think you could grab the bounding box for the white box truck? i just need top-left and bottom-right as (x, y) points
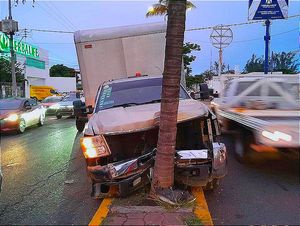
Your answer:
(73, 23), (227, 198)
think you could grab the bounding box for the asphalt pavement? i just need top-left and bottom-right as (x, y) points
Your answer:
(0, 118), (299, 225)
(0, 117), (101, 225)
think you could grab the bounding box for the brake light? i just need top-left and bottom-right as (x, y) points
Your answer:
(80, 135), (111, 159)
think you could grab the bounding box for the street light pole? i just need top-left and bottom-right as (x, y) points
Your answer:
(8, 0), (17, 97)
(264, 19), (271, 74)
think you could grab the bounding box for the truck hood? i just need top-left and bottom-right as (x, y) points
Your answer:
(85, 99), (209, 135)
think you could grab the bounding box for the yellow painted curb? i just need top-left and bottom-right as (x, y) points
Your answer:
(192, 187), (214, 226)
(89, 198), (113, 226)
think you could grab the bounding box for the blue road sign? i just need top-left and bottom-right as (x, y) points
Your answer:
(249, 0), (289, 20)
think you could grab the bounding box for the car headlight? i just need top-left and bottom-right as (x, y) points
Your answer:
(5, 114), (19, 122)
(80, 135), (111, 158)
(49, 104), (60, 109)
(262, 130), (292, 142)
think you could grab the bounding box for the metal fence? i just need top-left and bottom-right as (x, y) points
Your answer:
(0, 82), (24, 99)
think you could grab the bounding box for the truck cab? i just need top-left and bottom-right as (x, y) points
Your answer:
(75, 76), (227, 198)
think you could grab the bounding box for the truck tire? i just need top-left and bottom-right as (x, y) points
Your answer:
(204, 179), (219, 191)
(76, 119), (85, 132)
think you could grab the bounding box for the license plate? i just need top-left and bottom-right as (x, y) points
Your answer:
(176, 150), (208, 159)
(132, 177), (141, 187)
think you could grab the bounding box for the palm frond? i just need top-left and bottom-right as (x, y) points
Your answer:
(187, 1), (196, 9)
(146, 4), (168, 17)
(146, 1), (196, 17)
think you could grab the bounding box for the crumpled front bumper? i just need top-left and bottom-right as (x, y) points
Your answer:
(87, 143), (227, 197)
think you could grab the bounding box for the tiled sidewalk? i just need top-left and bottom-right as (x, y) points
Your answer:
(103, 206), (197, 226)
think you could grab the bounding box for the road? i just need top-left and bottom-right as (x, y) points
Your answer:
(0, 117), (101, 225)
(0, 119), (299, 225)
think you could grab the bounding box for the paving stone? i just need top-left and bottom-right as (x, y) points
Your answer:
(105, 216), (127, 225)
(144, 213), (164, 225)
(162, 213), (187, 226)
(123, 218), (145, 225)
(126, 213), (146, 219)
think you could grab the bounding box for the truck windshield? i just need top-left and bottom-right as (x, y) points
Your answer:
(96, 77), (190, 111)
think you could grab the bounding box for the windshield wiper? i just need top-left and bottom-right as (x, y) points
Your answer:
(142, 99), (161, 105)
(112, 103), (140, 108)
(112, 99), (161, 108)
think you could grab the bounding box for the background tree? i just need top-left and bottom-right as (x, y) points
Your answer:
(243, 54), (264, 73)
(50, 64), (75, 77)
(146, 0), (195, 17)
(243, 52), (299, 74)
(212, 61), (227, 75)
(272, 51), (299, 74)
(0, 57), (24, 82)
(186, 74), (204, 89)
(183, 42), (201, 76)
(152, 0), (187, 195)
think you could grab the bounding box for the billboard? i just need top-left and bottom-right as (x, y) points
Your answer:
(0, 32), (39, 58)
(249, 0), (289, 20)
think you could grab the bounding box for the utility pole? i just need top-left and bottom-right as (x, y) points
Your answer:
(210, 25), (233, 77)
(264, 19), (271, 74)
(218, 49), (223, 76)
(8, 0), (17, 97)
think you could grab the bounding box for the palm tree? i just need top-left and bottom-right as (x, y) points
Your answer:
(151, 0), (187, 196)
(146, 0), (195, 17)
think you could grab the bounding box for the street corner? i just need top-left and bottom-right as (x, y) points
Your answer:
(88, 187), (213, 226)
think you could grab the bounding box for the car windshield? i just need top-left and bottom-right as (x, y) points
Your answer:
(42, 97), (62, 103)
(0, 99), (22, 110)
(96, 77), (190, 111)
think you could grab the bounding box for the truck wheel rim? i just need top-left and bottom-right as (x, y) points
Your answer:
(19, 119), (26, 132)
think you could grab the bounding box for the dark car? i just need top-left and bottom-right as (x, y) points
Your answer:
(0, 98), (45, 133)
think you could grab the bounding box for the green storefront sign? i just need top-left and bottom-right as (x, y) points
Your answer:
(0, 32), (39, 58)
(26, 57), (45, 69)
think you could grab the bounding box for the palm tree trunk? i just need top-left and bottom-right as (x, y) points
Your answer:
(152, 0), (186, 190)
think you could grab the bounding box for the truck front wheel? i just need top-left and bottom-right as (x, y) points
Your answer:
(76, 119), (85, 132)
(204, 178), (219, 191)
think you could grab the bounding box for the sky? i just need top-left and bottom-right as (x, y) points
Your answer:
(0, 0), (299, 74)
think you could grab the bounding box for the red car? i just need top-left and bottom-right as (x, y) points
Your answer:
(0, 98), (45, 133)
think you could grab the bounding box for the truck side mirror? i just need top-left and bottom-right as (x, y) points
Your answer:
(86, 105), (94, 114)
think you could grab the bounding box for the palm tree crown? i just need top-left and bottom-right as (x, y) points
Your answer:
(146, 0), (195, 17)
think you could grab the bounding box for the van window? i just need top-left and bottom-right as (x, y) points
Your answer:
(235, 82), (261, 96)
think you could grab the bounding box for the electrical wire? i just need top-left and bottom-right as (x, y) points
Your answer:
(45, 1), (77, 31)
(35, 1), (73, 32)
(22, 14), (300, 34)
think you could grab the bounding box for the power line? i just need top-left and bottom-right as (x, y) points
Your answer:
(45, 1), (77, 31)
(23, 14), (300, 34)
(35, 1), (73, 32)
(186, 28), (298, 44)
(28, 28), (74, 34)
(186, 14), (300, 32)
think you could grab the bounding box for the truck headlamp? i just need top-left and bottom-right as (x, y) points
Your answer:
(80, 135), (111, 159)
(274, 131), (292, 142)
(5, 114), (19, 122)
(262, 130), (292, 142)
